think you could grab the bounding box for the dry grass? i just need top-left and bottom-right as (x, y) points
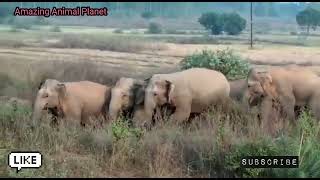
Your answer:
(0, 60), (319, 177)
(47, 33), (167, 53)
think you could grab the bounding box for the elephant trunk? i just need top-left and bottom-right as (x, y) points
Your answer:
(143, 92), (157, 127)
(109, 98), (121, 121)
(32, 94), (44, 126)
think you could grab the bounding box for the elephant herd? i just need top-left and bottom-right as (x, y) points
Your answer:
(32, 66), (320, 132)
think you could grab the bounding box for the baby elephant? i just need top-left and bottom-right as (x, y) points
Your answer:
(32, 79), (111, 127)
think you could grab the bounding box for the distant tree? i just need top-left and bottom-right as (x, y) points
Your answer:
(296, 7), (320, 34)
(223, 12), (246, 35)
(141, 11), (155, 19)
(198, 12), (224, 35)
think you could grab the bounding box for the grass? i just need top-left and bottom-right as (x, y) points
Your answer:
(0, 24), (319, 177)
(0, 94), (319, 177)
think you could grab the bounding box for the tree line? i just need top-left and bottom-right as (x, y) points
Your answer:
(0, 2), (319, 19)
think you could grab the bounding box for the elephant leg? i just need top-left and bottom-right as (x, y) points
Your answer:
(259, 98), (277, 136)
(309, 94), (320, 121)
(278, 94), (296, 124)
(169, 104), (191, 125)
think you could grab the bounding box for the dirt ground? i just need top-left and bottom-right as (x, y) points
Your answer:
(1, 42), (320, 82)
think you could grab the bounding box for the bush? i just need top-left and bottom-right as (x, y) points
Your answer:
(147, 22), (162, 34)
(180, 48), (250, 80)
(113, 29), (123, 34)
(111, 117), (143, 141)
(49, 25), (61, 32)
(11, 22), (32, 30)
(141, 12), (156, 19)
(290, 31), (297, 35)
(165, 29), (187, 35)
(223, 13), (246, 35)
(33, 16), (48, 25)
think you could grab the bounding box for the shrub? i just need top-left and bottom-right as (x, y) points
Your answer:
(165, 29), (187, 35)
(33, 16), (48, 25)
(180, 48), (250, 80)
(290, 31), (297, 35)
(49, 25), (61, 32)
(11, 22), (32, 30)
(141, 12), (156, 19)
(113, 29), (123, 34)
(111, 117), (143, 141)
(147, 22), (162, 34)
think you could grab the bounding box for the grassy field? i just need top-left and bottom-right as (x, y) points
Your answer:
(0, 23), (320, 177)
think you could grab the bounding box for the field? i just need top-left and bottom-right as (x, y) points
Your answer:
(1, 23), (320, 178)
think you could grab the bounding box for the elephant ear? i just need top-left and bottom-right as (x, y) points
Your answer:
(132, 83), (146, 105)
(55, 83), (67, 99)
(247, 68), (260, 83)
(38, 79), (46, 90)
(165, 80), (175, 104)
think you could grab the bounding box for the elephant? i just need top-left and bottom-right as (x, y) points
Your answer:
(108, 77), (146, 121)
(108, 77), (175, 127)
(246, 66), (320, 125)
(229, 78), (247, 102)
(32, 79), (111, 127)
(136, 68), (230, 128)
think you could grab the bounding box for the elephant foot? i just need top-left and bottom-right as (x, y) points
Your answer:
(143, 121), (152, 131)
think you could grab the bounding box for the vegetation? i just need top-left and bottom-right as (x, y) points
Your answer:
(49, 25), (61, 32)
(147, 22), (162, 34)
(198, 12), (246, 35)
(198, 12), (224, 35)
(223, 13), (246, 35)
(180, 48), (250, 80)
(141, 12), (156, 19)
(296, 7), (320, 34)
(48, 33), (165, 53)
(0, 88), (319, 177)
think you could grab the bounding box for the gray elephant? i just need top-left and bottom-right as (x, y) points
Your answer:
(135, 68), (230, 128)
(108, 77), (175, 127)
(32, 79), (111, 127)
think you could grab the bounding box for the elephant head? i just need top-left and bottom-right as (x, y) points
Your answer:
(143, 76), (175, 123)
(246, 68), (277, 107)
(32, 79), (66, 122)
(108, 78), (146, 121)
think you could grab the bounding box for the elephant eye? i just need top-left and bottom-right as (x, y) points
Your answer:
(153, 92), (157, 96)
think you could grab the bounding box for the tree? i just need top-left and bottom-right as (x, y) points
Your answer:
(141, 12), (155, 19)
(198, 12), (224, 35)
(223, 12), (246, 35)
(296, 7), (320, 34)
